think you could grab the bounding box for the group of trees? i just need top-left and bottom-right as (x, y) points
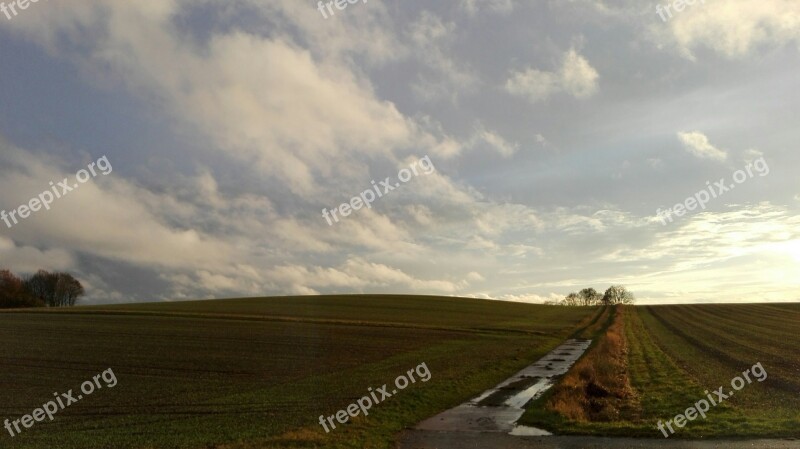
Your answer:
(558, 285), (635, 306)
(0, 270), (84, 309)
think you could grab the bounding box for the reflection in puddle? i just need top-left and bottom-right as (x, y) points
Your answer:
(415, 339), (592, 436)
(504, 378), (552, 408)
(510, 425), (553, 436)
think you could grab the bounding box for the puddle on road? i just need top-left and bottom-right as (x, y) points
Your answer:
(478, 377), (542, 407)
(504, 378), (553, 409)
(510, 425), (553, 436)
(415, 338), (592, 436)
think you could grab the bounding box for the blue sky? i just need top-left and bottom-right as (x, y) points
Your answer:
(0, 0), (798, 304)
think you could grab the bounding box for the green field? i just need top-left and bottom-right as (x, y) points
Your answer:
(0, 295), (595, 449)
(634, 304), (800, 437)
(520, 304), (800, 438)
(5, 297), (798, 448)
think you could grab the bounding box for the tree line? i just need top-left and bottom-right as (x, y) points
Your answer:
(0, 269), (84, 309)
(552, 285), (635, 306)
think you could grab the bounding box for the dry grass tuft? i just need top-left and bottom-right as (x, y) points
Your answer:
(547, 306), (639, 422)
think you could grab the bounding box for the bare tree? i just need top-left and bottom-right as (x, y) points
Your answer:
(602, 285), (635, 305)
(23, 270), (83, 307)
(55, 273), (84, 306)
(23, 270), (48, 303)
(562, 292), (580, 306)
(24, 270), (59, 306)
(578, 288), (602, 306)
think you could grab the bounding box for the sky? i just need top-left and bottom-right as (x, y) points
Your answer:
(0, 0), (798, 305)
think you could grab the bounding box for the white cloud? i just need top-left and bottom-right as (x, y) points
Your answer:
(408, 11), (479, 102)
(505, 48), (599, 103)
(653, 0), (800, 59)
(253, 0), (405, 66)
(466, 271), (486, 282)
(478, 130), (518, 157)
(469, 292), (562, 304)
(560, 48), (601, 97)
(505, 68), (560, 103)
(414, 116), (465, 159)
(0, 236), (75, 273)
(263, 258), (461, 295)
(535, 134), (553, 149)
(5, 1), (432, 196)
(677, 131), (728, 161)
(467, 125), (520, 157)
(0, 145), (236, 271)
(743, 148), (765, 163)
